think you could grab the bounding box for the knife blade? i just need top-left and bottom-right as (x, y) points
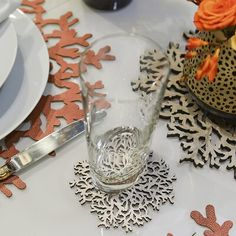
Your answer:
(0, 110), (106, 181)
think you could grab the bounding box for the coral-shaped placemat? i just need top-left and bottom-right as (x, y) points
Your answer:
(0, 0), (113, 197)
(167, 204), (233, 236)
(164, 42), (236, 178)
(135, 42), (236, 179)
(70, 153), (176, 232)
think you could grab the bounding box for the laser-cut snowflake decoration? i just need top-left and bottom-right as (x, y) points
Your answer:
(70, 154), (176, 232)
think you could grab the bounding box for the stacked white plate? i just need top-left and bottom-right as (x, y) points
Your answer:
(0, 9), (49, 139)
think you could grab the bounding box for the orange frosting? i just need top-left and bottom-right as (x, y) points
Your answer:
(195, 48), (220, 82)
(185, 50), (198, 58)
(186, 37), (209, 50)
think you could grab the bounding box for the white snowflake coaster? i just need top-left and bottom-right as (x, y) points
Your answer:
(69, 154), (176, 232)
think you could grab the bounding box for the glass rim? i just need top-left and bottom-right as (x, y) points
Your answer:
(79, 32), (170, 78)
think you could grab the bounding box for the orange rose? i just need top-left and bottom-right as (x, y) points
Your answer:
(194, 0), (236, 30)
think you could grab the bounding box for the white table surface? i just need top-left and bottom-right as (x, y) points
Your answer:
(1, 1), (236, 236)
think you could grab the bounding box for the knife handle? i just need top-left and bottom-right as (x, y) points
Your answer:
(0, 164), (13, 181)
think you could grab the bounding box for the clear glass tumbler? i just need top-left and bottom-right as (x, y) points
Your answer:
(79, 34), (170, 193)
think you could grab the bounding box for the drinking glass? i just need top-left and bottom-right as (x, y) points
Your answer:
(79, 33), (170, 193)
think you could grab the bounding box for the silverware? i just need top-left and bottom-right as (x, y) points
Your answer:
(0, 111), (106, 181)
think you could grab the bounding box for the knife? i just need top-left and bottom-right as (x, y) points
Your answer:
(0, 111), (106, 181)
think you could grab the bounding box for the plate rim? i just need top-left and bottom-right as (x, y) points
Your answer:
(0, 9), (49, 140)
(0, 19), (18, 88)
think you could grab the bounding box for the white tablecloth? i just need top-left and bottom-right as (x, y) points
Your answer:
(2, 1), (236, 236)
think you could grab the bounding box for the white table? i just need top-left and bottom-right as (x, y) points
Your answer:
(1, 1), (236, 235)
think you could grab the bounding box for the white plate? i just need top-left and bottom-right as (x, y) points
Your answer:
(0, 19), (17, 88)
(0, 10), (49, 140)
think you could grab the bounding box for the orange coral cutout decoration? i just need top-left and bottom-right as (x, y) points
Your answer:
(80, 45), (116, 72)
(0, 176), (26, 197)
(191, 204), (233, 236)
(195, 48), (220, 82)
(0, 0), (114, 197)
(167, 204), (233, 236)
